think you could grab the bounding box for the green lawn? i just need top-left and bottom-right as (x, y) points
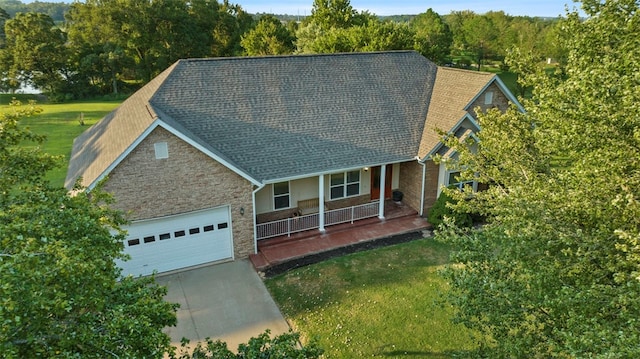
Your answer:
(1, 95), (122, 187)
(265, 239), (478, 358)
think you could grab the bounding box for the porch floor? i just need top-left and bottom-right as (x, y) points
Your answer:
(250, 201), (432, 272)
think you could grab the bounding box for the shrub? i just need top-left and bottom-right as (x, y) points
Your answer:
(427, 190), (472, 228)
(170, 330), (323, 359)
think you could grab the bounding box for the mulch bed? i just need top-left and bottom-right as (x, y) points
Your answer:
(261, 229), (432, 278)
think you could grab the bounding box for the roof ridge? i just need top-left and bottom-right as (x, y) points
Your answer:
(180, 50), (420, 64)
(437, 66), (496, 77)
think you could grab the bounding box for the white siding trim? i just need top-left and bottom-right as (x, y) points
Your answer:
(464, 76), (525, 113)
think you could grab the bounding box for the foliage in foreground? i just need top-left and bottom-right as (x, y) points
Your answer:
(437, 0), (640, 357)
(171, 330), (323, 359)
(0, 101), (178, 358)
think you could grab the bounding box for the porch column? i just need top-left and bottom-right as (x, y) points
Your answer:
(318, 174), (325, 232)
(378, 164), (386, 219)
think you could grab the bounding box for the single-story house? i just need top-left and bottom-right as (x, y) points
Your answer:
(66, 51), (520, 276)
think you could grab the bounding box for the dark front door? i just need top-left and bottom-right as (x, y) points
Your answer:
(371, 165), (393, 200)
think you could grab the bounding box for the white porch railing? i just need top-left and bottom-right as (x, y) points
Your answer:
(256, 201), (380, 240)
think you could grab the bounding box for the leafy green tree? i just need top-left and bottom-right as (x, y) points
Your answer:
(308, 0), (359, 30)
(296, 17), (412, 54)
(172, 330), (323, 359)
(3, 12), (68, 93)
(348, 20), (413, 52)
(410, 8), (452, 64)
(241, 15), (295, 56)
(0, 7), (12, 92)
(0, 101), (178, 357)
(437, 0), (640, 356)
(0, 6), (8, 46)
(0, 0), (69, 22)
(211, 0), (254, 57)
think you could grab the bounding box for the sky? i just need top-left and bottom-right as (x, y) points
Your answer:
(238, 0), (581, 17)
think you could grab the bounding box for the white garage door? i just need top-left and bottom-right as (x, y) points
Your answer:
(117, 206), (233, 277)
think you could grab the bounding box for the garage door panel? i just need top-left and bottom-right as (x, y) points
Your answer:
(117, 207), (233, 277)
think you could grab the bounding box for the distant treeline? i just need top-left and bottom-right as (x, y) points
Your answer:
(0, 0), (565, 100)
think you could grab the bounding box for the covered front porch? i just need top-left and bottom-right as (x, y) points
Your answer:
(250, 200), (431, 272)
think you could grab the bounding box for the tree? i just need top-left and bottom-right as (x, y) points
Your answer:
(0, 6), (9, 47)
(0, 7), (13, 92)
(241, 15), (295, 56)
(410, 8), (453, 65)
(211, 0), (254, 57)
(3, 12), (68, 93)
(308, 0), (359, 30)
(0, 101), (178, 357)
(436, 0), (640, 356)
(172, 330), (323, 359)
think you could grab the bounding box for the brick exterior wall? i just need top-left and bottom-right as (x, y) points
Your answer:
(398, 161), (422, 214)
(398, 160), (440, 218)
(102, 127), (255, 258)
(468, 82), (511, 118)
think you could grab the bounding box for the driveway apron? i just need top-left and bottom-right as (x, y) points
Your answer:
(155, 259), (290, 351)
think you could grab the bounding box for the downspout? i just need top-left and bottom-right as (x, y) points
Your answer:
(417, 157), (427, 217)
(252, 183), (265, 254)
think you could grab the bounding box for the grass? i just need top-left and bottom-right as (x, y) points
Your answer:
(1, 94), (121, 187)
(265, 239), (478, 358)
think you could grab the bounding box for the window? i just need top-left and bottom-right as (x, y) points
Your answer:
(143, 235), (155, 243)
(484, 91), (494, 105)
(159, 233), (171, 240)
(218, 222), (228, 229)
(330, 170), (360, 199)
(447, 171), (475, 190)
(203, 225), (215, 232)
(174, 230), (186, 237)
(273, 181), (290, 210)
(154, 142), (168, 159)
(189, 227), (200, 235)
(128, 238), (140, 246)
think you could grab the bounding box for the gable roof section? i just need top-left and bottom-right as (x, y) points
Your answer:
(65, 63), (177, 189)
(148, 51), (438, 182)
(417, 67), (495, 160)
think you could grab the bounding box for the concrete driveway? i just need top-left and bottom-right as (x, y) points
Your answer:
(156, 259), (290, 351)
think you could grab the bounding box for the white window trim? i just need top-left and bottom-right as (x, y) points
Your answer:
(329, 170), (361, 200)
(446, 170), (477, 192)
(272, 181), (291, 210)
(154, 142), (168, 159)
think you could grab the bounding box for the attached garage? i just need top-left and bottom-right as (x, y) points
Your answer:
(117, 206), (233, 277)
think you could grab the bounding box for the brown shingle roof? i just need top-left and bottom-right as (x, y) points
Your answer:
(64, 63), (177, 189)
(418, 67), (495, 159)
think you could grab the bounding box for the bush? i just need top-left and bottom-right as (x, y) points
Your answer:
(170, 330), (323, 359)
(427, 190), (472, 228)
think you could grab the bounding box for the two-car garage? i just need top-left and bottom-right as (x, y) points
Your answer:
(117, 206), (233, 277)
